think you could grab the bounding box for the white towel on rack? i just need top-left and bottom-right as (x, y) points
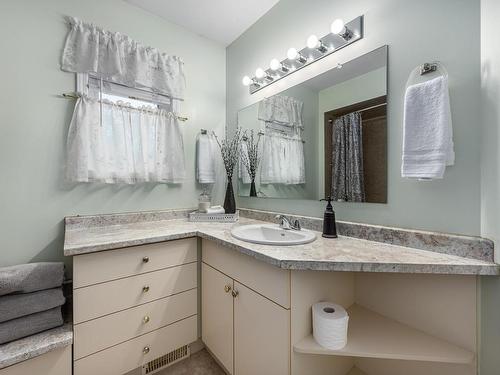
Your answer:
(196, 133), (217, 184)
(402, 75), (454, 179)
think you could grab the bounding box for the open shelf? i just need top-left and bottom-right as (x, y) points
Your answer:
(293, 304), (474, 364)
(346, 367), (368, 375)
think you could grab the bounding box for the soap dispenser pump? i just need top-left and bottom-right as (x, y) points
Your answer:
(320, 197), (337, 238)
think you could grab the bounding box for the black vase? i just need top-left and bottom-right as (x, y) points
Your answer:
(249, 179), (257, 197)
(224, 179), (236, 214)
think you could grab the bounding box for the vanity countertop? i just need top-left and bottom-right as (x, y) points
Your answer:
(63, 217), (499, 275)
(0, 323), (72, 369)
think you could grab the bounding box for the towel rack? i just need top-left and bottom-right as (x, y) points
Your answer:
(61, 92), (189, 122)
(406, 61), (448, 89)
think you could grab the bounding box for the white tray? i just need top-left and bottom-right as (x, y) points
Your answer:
(188, 210), (239, 223)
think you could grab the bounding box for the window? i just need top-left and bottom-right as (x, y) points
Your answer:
(77, 73), (173, 111)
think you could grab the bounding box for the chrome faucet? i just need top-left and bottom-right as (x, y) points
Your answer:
(276, 215), (301, 230)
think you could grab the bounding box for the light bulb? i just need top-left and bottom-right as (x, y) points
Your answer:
(331, 19), (346, 35)
(255, 68), (265, 79)
(307, 35), (320, 49)
(242, 76), (252, 86)
(270, 58), (281, 71)
(287, 47), (299, 60)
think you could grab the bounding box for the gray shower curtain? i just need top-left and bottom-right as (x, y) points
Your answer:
(332, 112), (365, 202)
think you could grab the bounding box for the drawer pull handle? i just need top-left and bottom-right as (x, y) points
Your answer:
(224, 285), (232, 293)
(143, 316), (150, 324)
(143, 346), (150, 355)
(142, 256), (150, 263)
(232, 290), (239, 298)
(142, 285), (150, 293)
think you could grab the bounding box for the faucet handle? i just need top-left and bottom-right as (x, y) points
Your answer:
(293, 219), (301, 230)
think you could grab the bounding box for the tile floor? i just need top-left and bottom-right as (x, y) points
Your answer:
(158, 349), (225, 375)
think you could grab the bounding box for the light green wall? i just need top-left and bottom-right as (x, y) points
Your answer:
(227, 0), (481, 236)
(479, 0), (500, 373)
(317, 67), (387, 198)
(0, 0), (226, 272)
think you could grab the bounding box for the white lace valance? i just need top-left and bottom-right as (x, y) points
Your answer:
(61, 17), (186, 100)
(258, 95), (304, 128)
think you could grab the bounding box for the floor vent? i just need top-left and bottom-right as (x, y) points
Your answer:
(142, 345), (190, 374)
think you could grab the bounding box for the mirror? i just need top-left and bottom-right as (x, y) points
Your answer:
(237, 46), (387, 203)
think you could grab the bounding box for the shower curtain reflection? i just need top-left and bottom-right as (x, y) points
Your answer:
(331, 112), (365, 202)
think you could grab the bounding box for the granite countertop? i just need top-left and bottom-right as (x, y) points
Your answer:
(0, 324), (73, 370)
(64, 217), (499, 275)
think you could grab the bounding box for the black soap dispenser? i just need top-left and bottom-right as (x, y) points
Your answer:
(320, 197), (337, 238)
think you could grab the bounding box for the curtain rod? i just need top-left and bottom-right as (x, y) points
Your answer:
(61, 93), (189, 122)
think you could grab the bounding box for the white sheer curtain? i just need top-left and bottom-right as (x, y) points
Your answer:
(66, 97), (186, 184)
(258, 95), (306, 185)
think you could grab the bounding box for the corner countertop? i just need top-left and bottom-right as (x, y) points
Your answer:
(0, 324), (73, 370)
(63, 217), (499, 276)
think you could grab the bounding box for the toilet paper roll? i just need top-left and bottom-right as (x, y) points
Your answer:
(312, 302), (349, 350)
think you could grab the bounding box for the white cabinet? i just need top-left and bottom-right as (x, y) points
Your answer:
(234, 282), (290, 375)
(202, 240), (290, 375)
(202, 263), (234, 374)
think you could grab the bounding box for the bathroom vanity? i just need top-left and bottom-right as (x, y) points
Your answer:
(63, 209), (498, 375)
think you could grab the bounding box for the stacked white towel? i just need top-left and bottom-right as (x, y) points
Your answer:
(402, 75), (454, 179)
(196, 133), (217, 184)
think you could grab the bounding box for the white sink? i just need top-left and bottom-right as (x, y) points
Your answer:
(231, 224), (316, 246)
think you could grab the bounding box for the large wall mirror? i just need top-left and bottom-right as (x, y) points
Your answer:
(237, 45), (387, 203)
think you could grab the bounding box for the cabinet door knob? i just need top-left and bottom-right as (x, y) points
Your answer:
(142, 285), (150, 293)
(224, 285), (232, 293)
(143, 346), (150, 354)
(232, 290), (239, 298)
(143, 316), (150, 324)
(142, 256), (150, 263)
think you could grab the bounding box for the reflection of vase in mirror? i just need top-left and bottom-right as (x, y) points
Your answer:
(224, 180), (236, 213)
(250, 179), (257, 197)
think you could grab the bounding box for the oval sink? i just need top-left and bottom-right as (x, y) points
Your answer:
(231, 224), (316, 246)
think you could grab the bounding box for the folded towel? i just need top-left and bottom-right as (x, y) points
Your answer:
(196, 133), (217, 184)
(0, 263), (64, 296)
(206, 206), (225, 214)
(402, 75), (454, 179)
(0, 307), (63, 344)
(0, 288), (65, 323)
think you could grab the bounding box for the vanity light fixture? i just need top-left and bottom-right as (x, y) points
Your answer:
(287, 47), (307, 64)
(255, 68), (266, 79)
(270, 58), (290, 73)
(306, 35), (328, 53)
(256, 67), (274, 81)
(242, 76), (252, 86)
(330, 19), (353, 40)
(243, 15), (363, 94)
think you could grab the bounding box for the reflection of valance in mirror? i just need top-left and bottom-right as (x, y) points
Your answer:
(332, 112), (365, 202)
(258, 95), (304, 128)
(61, 17), (186, 100)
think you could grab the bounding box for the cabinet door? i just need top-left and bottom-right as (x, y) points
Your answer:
(234, 282), (290, 375)
(202, 263), (234, 374)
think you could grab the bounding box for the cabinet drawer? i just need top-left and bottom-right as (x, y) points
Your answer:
(74, 288), (197, 359)
(73, 238), (197, 288)
(202, 240), (290, 308)
(74, 315), (197, 375)
(74, 262), (197, 323)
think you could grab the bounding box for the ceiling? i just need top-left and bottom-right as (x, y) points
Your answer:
(125, 0), (280, 46)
